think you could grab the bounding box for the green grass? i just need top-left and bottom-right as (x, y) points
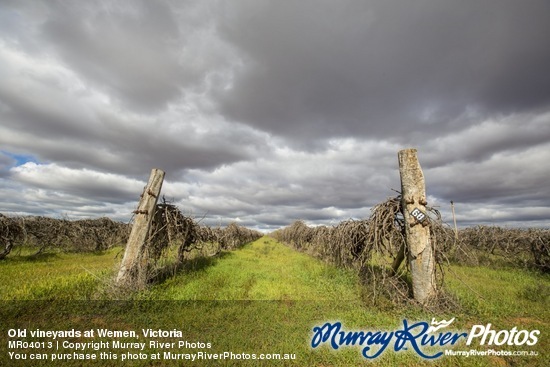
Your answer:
(139, 237), (361, 301)
(0, 237), (548, 366)
(444, 265), (550, 321)
(0, 247), (122, 300)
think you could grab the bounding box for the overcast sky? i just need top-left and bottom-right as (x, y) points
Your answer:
(1, 0), (549, 231)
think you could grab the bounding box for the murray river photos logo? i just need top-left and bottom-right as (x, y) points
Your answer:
(310, 318), (540, 359)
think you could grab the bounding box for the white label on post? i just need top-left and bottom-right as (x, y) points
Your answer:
(411, 207), (427, 222)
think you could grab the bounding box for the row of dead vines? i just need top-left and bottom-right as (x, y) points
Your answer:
(146, 200), (263, 265)
(272, 197), (549, 274)
(272, 196), (446, 270)
(271, 195), (451, 309)
(0, 213), (129, 258)
(271, 195), (549, 309)
(123, 200), (263, 287)
(0, 202), (263, 267)
(444, 225), (550, 272)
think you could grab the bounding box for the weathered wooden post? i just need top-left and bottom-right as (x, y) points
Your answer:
(116, 168), (165, 286)
(398, 149), (436, 304)
(451, 200), (458, 240)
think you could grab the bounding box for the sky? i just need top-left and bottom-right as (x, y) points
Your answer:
(1, 0), (549, 231)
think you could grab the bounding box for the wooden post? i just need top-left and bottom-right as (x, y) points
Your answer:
(450, 200), (458, 240)
(116, 168), (165, 286)
(398, 149), (436, 304)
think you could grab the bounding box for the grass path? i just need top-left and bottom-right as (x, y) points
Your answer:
(140, 236), (362, 301)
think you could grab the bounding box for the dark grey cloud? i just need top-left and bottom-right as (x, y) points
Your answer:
(421, 113), (550, 168)
(41, 0), (184, 110)
(0, 97), (255, 176)
(426, 142), (550, 204)
(0, 152), (16, 178)
(217, 0), (550, 144)
(0, 0), (270, 179)
(10, 163), (143, 203)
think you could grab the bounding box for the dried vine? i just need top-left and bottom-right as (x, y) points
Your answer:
(134, 199), (263, 284)
(0, 214), (129, 257)
(273, 195), (457, 307)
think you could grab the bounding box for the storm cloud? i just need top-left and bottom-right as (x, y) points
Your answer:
(217, 0), (550, 143)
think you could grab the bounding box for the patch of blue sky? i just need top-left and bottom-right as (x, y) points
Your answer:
(0, 150), (40, 166)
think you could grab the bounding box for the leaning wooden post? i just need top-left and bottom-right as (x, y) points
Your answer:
(398, 149), (436, 304)
(116, 168), (165, 286)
